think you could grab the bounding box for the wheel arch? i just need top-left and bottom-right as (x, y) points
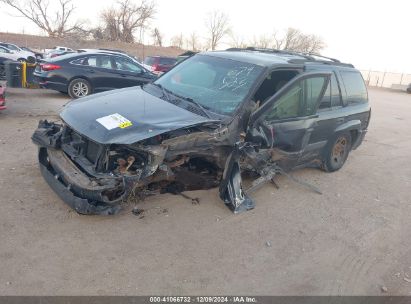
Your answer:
(68, 76), (94, 92)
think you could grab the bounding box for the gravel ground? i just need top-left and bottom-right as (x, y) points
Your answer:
(0, 87), (410, 295)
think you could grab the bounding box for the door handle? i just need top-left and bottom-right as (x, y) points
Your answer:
(87, 69), (95, 73)
(337, 118), (345, 123)
(120, 74), (128, 77)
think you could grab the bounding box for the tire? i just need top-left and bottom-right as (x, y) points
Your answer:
(322, 132), (352, 172)
(68, 78), (92, 99)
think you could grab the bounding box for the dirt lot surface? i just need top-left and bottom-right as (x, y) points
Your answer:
(0, 87), (410, 295)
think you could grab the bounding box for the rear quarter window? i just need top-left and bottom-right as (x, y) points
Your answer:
(340, 71), (368, 104)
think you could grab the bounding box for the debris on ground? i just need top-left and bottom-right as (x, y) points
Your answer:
(266, 241), (272, 247)
(404, 277), (411, 283)
(131, 208), (144, 216)
(380, 285), (388, 293)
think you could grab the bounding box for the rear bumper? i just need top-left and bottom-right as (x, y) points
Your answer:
(33, 73), (67, 92)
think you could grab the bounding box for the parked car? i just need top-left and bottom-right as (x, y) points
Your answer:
(32, 47), (371, 215)
(142, 56), (177, 74)
(176, 51), (197, 63)
(0, 83), (6, 111)
(20, 46), (44, 60)
(407, 83), (411, 93)
(0, 46), (21, 62)
(34, 51), (156, 98)
(44, 46), (74, 58)
(0, 57), (7, 80)
(0, 42), (35, 62)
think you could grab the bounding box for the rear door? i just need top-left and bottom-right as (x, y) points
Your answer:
(248, 72), (331, 166)
(83, 55), (116, 92)
(300, 71), (345, 162)
(111, 56), (153, 88)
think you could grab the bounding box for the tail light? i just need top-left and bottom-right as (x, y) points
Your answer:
(41, 63), (61, 71)
(152, 64), (160, 72)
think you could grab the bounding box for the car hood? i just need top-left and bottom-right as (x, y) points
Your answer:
(60, 86), (215, 145)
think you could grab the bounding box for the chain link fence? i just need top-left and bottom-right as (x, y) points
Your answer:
(360, 70), (411, 90)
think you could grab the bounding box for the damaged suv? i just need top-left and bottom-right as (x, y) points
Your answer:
(32, 47), (371, 215)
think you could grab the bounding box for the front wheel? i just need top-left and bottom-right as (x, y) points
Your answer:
(322, 132), (352, 172)
(68, 78), (92, 99)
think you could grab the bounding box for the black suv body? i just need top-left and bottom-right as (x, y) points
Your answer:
(32, 48), (371, 215)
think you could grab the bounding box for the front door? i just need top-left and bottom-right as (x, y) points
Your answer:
(111, 56), (153, 88)
(248, 72), (331, 167)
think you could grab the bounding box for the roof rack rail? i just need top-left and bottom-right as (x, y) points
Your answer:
(226, 46), (354, 68)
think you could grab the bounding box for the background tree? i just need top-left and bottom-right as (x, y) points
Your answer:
(186, 32), (199, 51)
(170, 33), (184, 49)
(229, 32), (247, 48)
(151, 27), (163, 46)
(205, 10), (230, 50)
(100, 0), (156, 43)
(0, 0), (85, 38)
(272, 27), (325, 53)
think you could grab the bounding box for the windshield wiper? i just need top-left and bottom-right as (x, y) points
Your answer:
(168, 92), (212, 119)
(151, 83), (171, 101)
(152, 83), (211, 119)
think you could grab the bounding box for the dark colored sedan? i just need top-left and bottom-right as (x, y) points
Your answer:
(34, 52), (156, 98)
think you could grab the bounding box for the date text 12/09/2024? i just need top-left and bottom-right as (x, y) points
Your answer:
(149, 297), (257, 303)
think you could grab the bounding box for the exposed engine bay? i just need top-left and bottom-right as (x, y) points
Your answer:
(32, 119), (256, 215)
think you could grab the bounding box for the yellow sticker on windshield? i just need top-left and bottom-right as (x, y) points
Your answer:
(119, 121), (133, 129)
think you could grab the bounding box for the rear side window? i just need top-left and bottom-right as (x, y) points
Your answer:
(6, 44), (19, 51)
(84, 56), (113, 69)
(159, 57), (177, 65)
(340, 71), (368, 104)
(70, 58), (86, 65)
(319, 73), (342, 109)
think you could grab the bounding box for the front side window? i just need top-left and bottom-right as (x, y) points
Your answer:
(154, 54), (264, 115)
(0, 47), (8, 54)
(264, 76), (327, 121)
(114, 57), (142, 72)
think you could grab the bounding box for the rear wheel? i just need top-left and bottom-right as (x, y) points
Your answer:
(68, 78), (91, 99)
(322, 132), (352, 172)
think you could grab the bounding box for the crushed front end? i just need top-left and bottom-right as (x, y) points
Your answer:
(32, 120), (233, 215)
